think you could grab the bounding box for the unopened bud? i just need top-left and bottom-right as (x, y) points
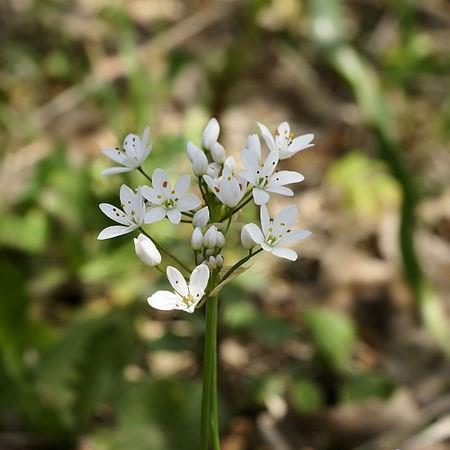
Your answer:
(191, 228), (203, 250)
(241, 224), (255, 249)
(216, 231), (225, 248)
(210, 142), (226, 164)
(203, 226), (217, 248)
(192, 206), (209, 228)
(201, 118), (220, 150)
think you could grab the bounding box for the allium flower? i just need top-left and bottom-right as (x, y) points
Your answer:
(98, 185), (145, 240)
(142, 169), (201, 225)
(244, 204), (311, 261)
(187, 141), (208, 176)
(240, 134), (304, 205)
(192, 206), (210, 228)
(258, 121), (314, 160)
(147, 264), (210, 313)
(203, 166), (247, 208)
(102, 127), (152, 175)
(134, 233), (161, 266)
(201, 118), (220, 150)
(191, 228), (203, 250)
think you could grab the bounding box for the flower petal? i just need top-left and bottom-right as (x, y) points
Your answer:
(145, 206), (167, 224)
(167, 208), (182, 224)
(101, 166), (132, 176)
(270, 170), (304, 186)
(177, 193), (201, 212)
(245, 134), (261, 160)
(102, 147), (128, 165)
(141, 186), (162, 205)
(261, 151), (279, 177)
(271, 247), (297, 261)
(166, 266), (189, 297)
(273, 205), (297, 235)
(260, 204), (271, 236)
(244, 223), (265, 245)
(174, 175), (191, 196)
(265, 185), (293, 196)
(278, 229), (311, 244)
(147, 290), (184, 311)
(120, 184), (137, 216)
(123, 133), (140, 159)
(97, 225), (135, 240)
(242, 147), (260, 178)
(253, 187), (270, 205)
(189, 264), (210, 301)
(152, 168), (171, 196)
(257, 122), (276, 152)
(289, 134), (314, 153)
(99, 203), (130, 225)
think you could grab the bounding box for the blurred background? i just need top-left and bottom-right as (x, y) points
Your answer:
(1, 0), (449, 449)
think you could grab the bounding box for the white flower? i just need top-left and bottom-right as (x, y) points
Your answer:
(134, 233), (161, 266)
(203, 226), (218, 248)
(192, 206), (210, 228)
(187, 141), (208, 176)
(244, 204), (311, 261)
(102, 127), (152, 175)
(147, 264), (210, 313)
(210, 142), (226, 164)
(240, 134), (304, 205)
(201, 118), (220, 150)
(241, 224), (256, 249)
(203, 165), (247, 208)
(191, 228), (203, 250)
(142, 169), (201, 225)
(98, 185), (145, 240)
(258, 121), (314, 160)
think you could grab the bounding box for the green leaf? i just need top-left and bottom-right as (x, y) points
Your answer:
(304, 307), (356, 374)
(340, 372), (394, 403)
(290, 378), (324, 413)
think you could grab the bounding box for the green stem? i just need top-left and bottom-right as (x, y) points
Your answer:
(137, 167), (152, 184)
(139, 228), (192, 274)
(201, 295), (220, 450)
(220, 248), (263, 283)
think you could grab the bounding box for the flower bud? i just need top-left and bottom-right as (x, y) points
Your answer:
(208, 255), (217, 269)
(192, 206), (209, 228)
(134, 233), (162, 266)
(241, 225), (255, 249)
(191, 228), (203, 250)
(210, 142), (226, 164)
(216, 231), (225, 248)
(205, 248), (215, 257)
(216, 255), (224, 268)
(201, 118), (220, 150)
(203, 226), (217, 248)
(186, 141), (208, 176)
(224, 155), (236, 174)
(197, 254), (205, 263)
(207, 162), (221, 178)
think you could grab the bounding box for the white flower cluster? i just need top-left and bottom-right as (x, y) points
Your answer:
(98, 119), (313, 312)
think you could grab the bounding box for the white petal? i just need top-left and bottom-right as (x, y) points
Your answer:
(120, 184), (137, 216)
(242, 148), (260, 177)
(192, 207), (209, 228)
(187, 141), (201, 162)
(210, 142), (226, 164)
(152, 168), (171, 195)
(174, 175), (191, 196)
(147, 291), (184, 311)
(241, 224), (256, 249)
(257, 122), (276, 152)
(101, 166), (132, 176)
(260, 204), (271, 235)
(265, 185), (293, 196)
(244, 223), (265, 245)
(102, 147), (128, 165)
(177, 194), (201, 212)
(253, 188), (270, 205)
(141, 127), (151, 148)
(261, 242), (273, 252)
(273, 205), (297, 234)
(167, 208), (182, 224)
(99, 203), (130, 225)
(201, 118), (220, 150)
(97, 225), (135, 240)
(166, 266), (189, 297)
(270, 170), (304, 186)
(262, 151), (279, 177)
(145, 206), (167, 224)
(271, 247), (297, 261)
(189, 264), (210, 300)
(289, 134), (314, 153)
(245, 134), (261, 160)
(123, 133), (140, 159)
(277, 122), (290, 138)
(141, 186), (162, 205)
(278, 229), (312, 244)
